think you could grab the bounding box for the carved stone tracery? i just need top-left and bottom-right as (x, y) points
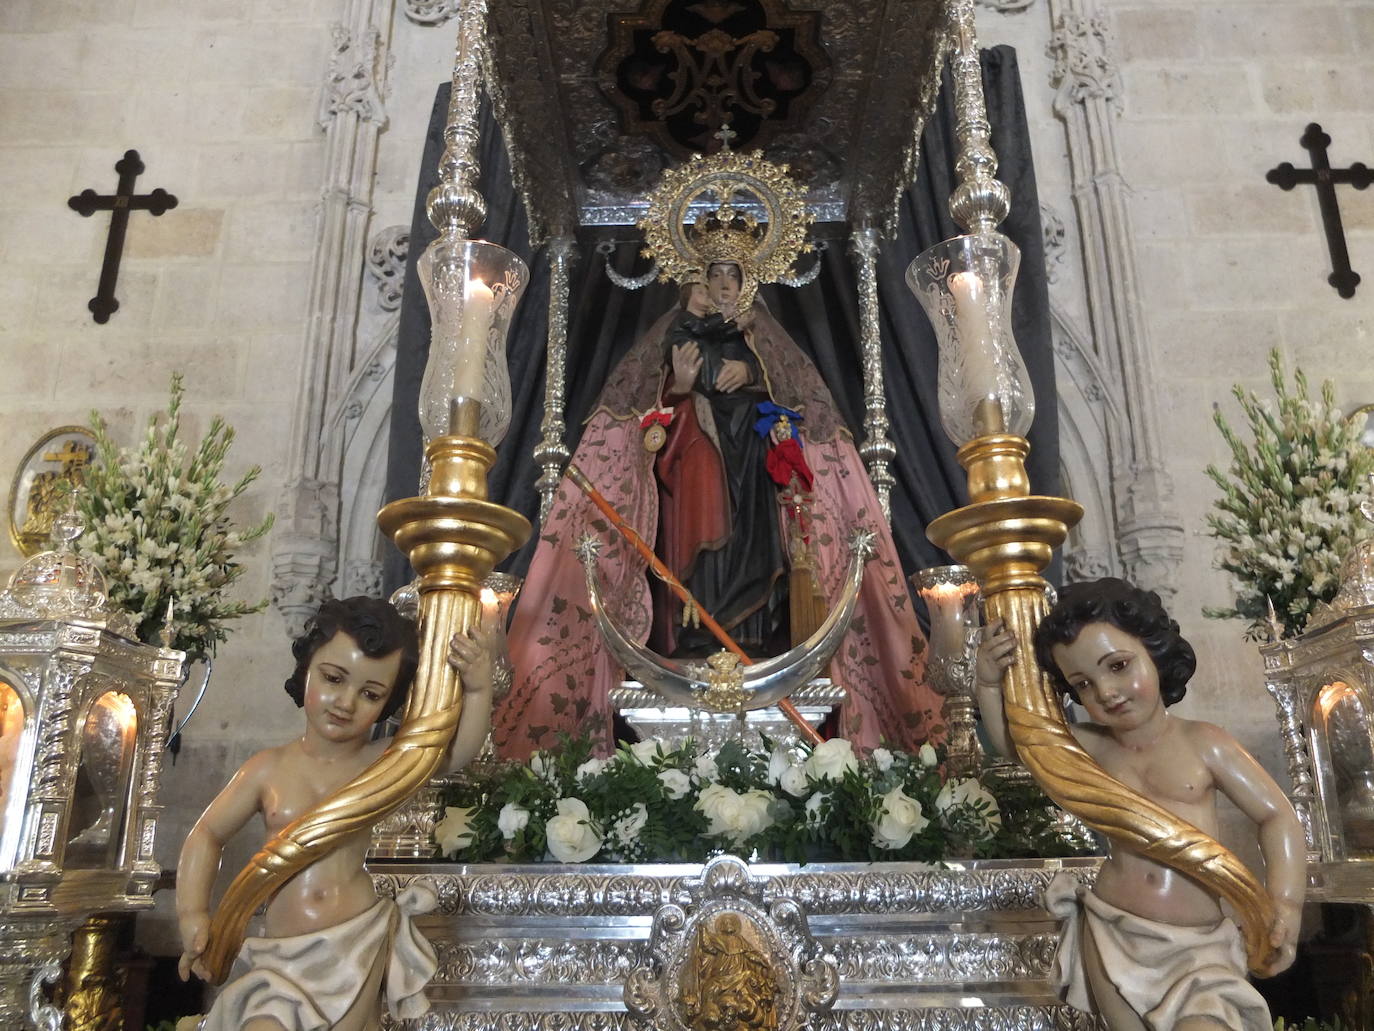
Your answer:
(1046, 0), (1184, 598)
(271, 0), (396, 633)
(366, 224), (410, 312)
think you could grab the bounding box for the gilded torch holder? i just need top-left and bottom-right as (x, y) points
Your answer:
(928, 433), (1277, 972)
(199, 432), (530, 983)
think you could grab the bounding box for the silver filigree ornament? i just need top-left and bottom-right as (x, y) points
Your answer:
(624, 855), (838, 1031)
(5, 504), (107, 621)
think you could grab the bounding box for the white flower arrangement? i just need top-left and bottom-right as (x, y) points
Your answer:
(435, 734), (1092, 865)
(1206, 350), (1374, 638)
(75, 375), (273, 656)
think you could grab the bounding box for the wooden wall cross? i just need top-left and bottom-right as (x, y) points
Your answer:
(1266, 123), (1371, 299)
(68, 149), (178, 323)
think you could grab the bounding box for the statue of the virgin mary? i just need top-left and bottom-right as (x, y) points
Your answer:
(496, 149), (944, 757)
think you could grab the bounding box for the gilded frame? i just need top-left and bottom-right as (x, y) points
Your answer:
(7, 425), (97, 558)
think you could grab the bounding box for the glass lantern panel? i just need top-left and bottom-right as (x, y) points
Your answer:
(1313, 680), (1374, 859)
(0, 680), (24, 828)
(64, 691), (138, 870)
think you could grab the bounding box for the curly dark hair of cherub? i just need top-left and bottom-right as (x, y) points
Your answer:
(1032, 577), (1196, 706)
(283, 596), (419, 723)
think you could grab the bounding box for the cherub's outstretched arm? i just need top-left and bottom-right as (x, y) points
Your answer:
(974, 619), (1019, 761)
(443, 626), (498, 773)
(1196, 721), (1306, 976)
(176, 750), (273, 981)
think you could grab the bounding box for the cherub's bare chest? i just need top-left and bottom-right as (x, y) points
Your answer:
(1102, 747), (1213, 809)
(261, 759), (365, 833)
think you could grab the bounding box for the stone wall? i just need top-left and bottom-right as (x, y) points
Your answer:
(1, 0), (1370, 954)
(986, 0), (1373, 861)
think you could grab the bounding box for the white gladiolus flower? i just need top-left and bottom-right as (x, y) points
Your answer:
(918, 743), (939, 768)
(693, 753), (720, 783)
(872, 787), (929, 850)
(545, 798), (602, 863)
(872, 747), (894, 772)
(497, 802), (530, 840)
(804, 738), (858, 782)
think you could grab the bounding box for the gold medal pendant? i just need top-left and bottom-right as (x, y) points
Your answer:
(644, 423), (667, 452)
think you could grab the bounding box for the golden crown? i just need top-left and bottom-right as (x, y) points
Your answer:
(639, 149), (813, 312)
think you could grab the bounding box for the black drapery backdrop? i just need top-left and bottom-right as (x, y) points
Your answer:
(383, 46), (1058, 600)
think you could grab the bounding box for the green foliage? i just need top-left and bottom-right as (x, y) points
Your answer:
(1273, 1017), (1344, 1031)
(74, 374), (273, 656)
(434, 734), (1099, 865)
(1205, 349), (1374, 638)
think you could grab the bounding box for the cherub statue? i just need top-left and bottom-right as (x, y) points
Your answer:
(977, 578), (1304, 1030)
(176, 596), (496, 1031)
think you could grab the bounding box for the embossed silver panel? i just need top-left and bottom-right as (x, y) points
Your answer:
(372, 858), (1101, 1027)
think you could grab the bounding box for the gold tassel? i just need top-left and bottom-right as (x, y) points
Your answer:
(788, 538), (826, 646)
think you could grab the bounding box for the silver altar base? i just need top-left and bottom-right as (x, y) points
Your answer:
(372, 856), (1103, 1030)
(610, 679), (846, 753)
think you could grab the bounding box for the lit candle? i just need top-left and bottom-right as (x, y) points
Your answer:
(456, 278), (495, 400)
(948, 271), (1000, 387)
(479, 586), (499, 631)
(920, 579), (979, 661)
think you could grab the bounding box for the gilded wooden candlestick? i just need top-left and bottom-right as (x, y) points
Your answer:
(199, 430), (529, 982)
(928, 432), (1277, 972)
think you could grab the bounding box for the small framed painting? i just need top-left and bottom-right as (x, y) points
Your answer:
(7, 426), (98, 557)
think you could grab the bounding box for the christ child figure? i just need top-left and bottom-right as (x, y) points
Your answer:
(176, 596), (498, 1031)
(976, 578), (1304, 1031)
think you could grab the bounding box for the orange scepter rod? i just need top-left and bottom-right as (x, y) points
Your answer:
(567, 463), (823, 746)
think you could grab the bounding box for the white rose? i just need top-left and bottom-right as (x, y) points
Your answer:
(767, 745), (797, 786)
(918, 743), (939, 768)
(804, 738), (858, 783)
(434, 805), (478, 857)
(658, 768), (692, 800)
(630, 739), (665, 766)
(497, 802), (530, 840)
(779, 764), (809, 798)
(576, 757), (607, 783)
(696, 784), (773, 844)
(872, 787), (929, 850)
(693, 753), (720, 783)
(936, 778), (1002, 830)
(611, 802), (649, 846)
(545, 797), (603, 863)
(804, 791), (830, 827)
(872, 747), (894, 772)
(530, 751), (556, 782)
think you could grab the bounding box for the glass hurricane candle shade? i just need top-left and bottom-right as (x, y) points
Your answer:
(416, 236), (529, 445)
(480, 572), (523, 629)
(913, 566), (981, 677)
(906, 232), (1034, 446)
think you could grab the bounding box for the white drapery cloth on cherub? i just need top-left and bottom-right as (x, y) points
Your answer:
(1045, 871), (1270, 1031)
(198, 881), (438, 1031)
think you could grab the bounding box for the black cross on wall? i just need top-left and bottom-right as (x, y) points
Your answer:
(1266, 123), (1371, 299)
(68, 149), (178, 323)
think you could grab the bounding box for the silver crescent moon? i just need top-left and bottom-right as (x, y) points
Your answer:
(579, 529), (877, 712)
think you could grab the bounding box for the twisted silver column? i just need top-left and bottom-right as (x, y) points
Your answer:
(534, 235), (576, 521)
(427, 0), (488, 238)
(946, 0), (1011, 234)
(850, 226), (895, 522)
